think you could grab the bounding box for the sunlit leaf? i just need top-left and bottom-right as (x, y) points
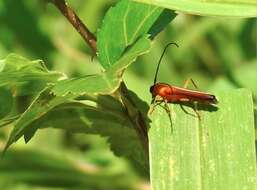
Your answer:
(149, 89), (256, 189)
(133, 0), (257, 17)
(0, 54), (63, 96)
(97, 0), (175, 69)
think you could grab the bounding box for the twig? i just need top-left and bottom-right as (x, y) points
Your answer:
(50, 0), (97, 53)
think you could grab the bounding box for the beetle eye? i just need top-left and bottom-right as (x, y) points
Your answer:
(150, 85), (154, 93)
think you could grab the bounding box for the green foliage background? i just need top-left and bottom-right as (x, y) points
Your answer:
(0, 0), (256, 190)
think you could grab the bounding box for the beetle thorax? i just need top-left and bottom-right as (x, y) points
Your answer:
(150, 83), (172, 98)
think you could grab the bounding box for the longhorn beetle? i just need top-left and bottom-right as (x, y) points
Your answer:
(149, 43), (218, 118)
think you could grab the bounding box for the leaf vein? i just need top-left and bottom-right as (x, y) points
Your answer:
(131, 6), (159, 41)
(123, 3), (130, 46)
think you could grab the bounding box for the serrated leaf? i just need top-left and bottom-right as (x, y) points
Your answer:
(4, 37), (151, 146)
(0, 54), (63, 96)
(4, 87), (77, 151)
(4, 38), (151, 171)
(149, 89), (256, 189)
(97, 0), (175, 69)
(5, 94), (148, 174)
(23, 97), (148, 174)
(134, 0), (257, 17)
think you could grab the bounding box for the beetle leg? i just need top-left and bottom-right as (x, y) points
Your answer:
(163, 99), (171, 113)
(149, 98), (162, 114)
(149, 98), (171, 117)
(193, 102), (201, 121)
(149, 98), (173, 132)
(164, 99), (173, 132)
(179, 104), (196, 117)
(179, 103), (201, 121)
(183, 78), (198, 89)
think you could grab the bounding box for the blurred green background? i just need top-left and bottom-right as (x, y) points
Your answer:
(0, 0), (256, 190)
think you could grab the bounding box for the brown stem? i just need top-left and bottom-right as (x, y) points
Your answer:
(50, 0), (97, 53)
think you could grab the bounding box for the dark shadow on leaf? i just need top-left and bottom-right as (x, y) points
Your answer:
(148, 9), (176, 39)
(177, 101), (219, 112)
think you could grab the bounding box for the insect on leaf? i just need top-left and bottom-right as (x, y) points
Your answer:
(149, 89), (256, 190)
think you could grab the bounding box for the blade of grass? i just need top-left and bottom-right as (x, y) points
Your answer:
(149, 89), (256, 190)
(133, 0), (257, 17)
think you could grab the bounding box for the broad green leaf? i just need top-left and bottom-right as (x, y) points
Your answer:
(97, 0), (175, 69)
(149, 89), (256, 190)
(0, 54), (63, 96)
(133, 0), (257, 17)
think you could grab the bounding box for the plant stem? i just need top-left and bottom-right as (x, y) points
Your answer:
(50, 0), (97, 53)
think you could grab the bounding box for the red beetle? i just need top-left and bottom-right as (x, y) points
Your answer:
(150, 43), (218, 114)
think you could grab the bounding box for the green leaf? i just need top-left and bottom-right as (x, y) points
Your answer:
(3, 87), (77, 151)
(0, 115), (20, 128)
(4, 38), (151, 171)
(4, 37), (151, 145)
(4, 93), (148, 174)
(149, 89), (256, 189)
(0, 54), (63, 96)
(52, 37), (151, 96)
(148, 9), (176, 39)
(4, 36), (150, 146)
(23, 96), (148, 174)
(133, 0), (257, 17)
(97, 0), (175, 69)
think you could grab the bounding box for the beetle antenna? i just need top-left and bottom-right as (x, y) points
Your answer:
(153, 42), (179, 85)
